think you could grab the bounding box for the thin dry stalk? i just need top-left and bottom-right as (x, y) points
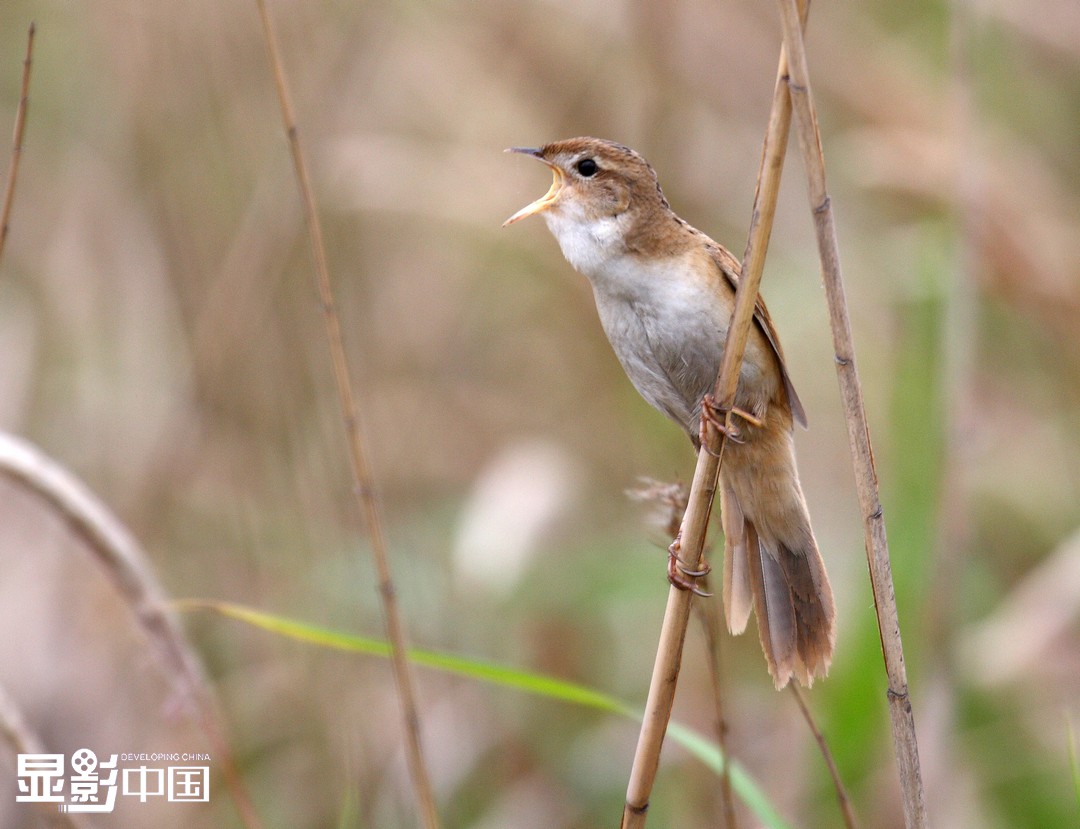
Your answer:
(621, 4), (808, 826)
(0, 27), (259, 827)
(0, 432), (261, 829)
(773, 0), (928, 825)
(789, 685), (859, 829)
(251, 3), (440, 827)
(0, 22), (34, 265)
(695, 595), (738, 829)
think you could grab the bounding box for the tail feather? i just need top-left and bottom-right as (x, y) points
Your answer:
(724, 513), (834, 688)
(776, 539), (835, 681)
(720, 482), (752, 635)
(745, 523), (799, 686)
(718, 409), (836, 688)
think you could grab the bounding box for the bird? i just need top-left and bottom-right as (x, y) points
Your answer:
(503, 137), (835, 688)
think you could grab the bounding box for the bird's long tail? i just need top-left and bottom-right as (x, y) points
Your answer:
(719, 409), (835, 688)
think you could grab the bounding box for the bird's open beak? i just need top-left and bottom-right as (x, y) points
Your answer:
(502, 147), (564, 227)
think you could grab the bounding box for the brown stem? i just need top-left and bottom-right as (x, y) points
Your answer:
(696, 596), (739, 829)
(251, 2), (440, 826)
(774, 0), (929, 825)
(789, 685), (859, 829)
(621, 3), (809, 825)
(0, 21), (35, 267)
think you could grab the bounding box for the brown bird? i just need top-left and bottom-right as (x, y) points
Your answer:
(503, 137), (835, 688)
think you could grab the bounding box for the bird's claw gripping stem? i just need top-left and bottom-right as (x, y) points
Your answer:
(698, 393), (763, 451)
(667, 531), (712, 597)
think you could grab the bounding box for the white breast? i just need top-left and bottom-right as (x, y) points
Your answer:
(548, 220), (728, 431)
(539, 205), (781, 433)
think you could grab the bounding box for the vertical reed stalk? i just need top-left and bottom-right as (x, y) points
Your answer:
(773, 0), (928, 824)
(252, 2), (440, 826)
(0, 22), (34, 266)
(621, 2), (808, 825)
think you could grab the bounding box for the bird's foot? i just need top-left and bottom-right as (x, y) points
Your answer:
(698, 394), (764, 451)
(667, 531), (712, 597)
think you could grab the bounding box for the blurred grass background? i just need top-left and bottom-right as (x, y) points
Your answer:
(0, 0), (1078, 827)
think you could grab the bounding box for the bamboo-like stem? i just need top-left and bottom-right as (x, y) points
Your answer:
(0, 432), (261, 829)
(773, 0), (928, 826)
(252, 3), (440, 827)
(0, 22), (34, 266)
(790, 685), (859, 829)
(621, 4), (808, 826)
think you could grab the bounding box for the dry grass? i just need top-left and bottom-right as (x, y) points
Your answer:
(0, 432), (260, 829)
(1, 1), (1079, 827)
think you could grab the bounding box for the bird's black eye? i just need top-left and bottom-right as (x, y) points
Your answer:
(576, 158), (598, 177)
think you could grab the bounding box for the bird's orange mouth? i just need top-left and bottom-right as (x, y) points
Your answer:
(502, 147), (564, 226)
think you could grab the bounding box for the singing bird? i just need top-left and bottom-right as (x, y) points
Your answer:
(503, 137), (835, 688)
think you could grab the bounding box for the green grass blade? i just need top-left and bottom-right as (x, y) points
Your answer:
(178, 599), (792, 829)
(666, 721), (794, 829)
(175, 599), (630, 714)
(1068, 711), (1080, 817)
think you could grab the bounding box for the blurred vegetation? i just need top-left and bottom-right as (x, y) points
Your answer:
(1, 0), (1079, 827)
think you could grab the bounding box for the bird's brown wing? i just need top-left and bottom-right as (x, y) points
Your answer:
(708, 243), (808, 428)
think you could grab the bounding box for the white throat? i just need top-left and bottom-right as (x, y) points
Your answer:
(541, 207), (629, 280)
